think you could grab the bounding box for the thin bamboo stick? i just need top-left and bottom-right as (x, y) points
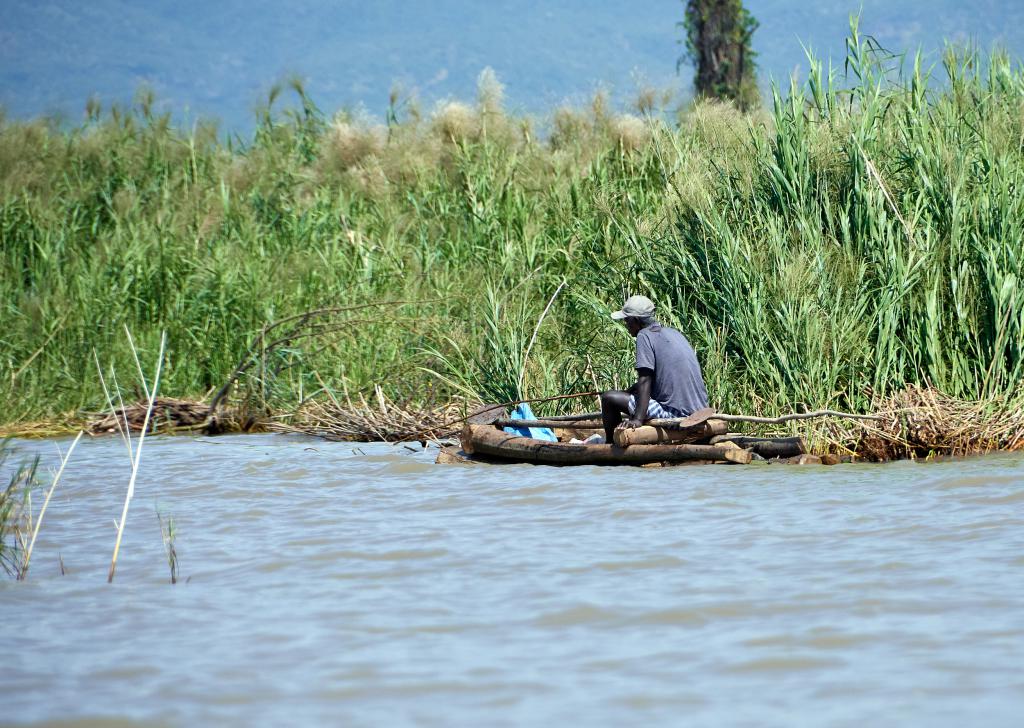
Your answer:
(715, 410), (883, 424)
(493, 410), (879, 430)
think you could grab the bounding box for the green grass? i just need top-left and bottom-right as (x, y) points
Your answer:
(2, 22), (1023, 429)
(0, 441), (39, 575)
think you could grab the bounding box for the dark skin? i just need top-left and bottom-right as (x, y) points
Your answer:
(600, 317), (655, 443)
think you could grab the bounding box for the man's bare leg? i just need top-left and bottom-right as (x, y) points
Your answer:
(600, 390), (632, 443)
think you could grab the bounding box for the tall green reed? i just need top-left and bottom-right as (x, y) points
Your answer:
(2, 28), (1023, 427)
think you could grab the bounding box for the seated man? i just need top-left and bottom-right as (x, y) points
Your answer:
(601, 295), (709, 443)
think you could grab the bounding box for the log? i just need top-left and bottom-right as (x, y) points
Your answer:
(613, 419), (728, 446)
(461, 424), (751, 465)
(709, 435), (806, 459)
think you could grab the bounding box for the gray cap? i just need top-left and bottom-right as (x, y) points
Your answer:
(611, 294), (655, 320)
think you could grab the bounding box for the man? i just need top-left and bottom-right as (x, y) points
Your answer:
(600, 294), (709, 443)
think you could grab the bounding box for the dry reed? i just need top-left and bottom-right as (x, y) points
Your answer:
(275, 384), (471, 442)
(825, 386), (1024, 461)
(89, 397), (212, 434)
(100, 329), (166, 583)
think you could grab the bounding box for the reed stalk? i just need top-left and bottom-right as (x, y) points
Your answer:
(101, 329), (166, 583)
(518, 280), (566, 394)
(17, 431), (82, 580)
(156, 509), (178, 584)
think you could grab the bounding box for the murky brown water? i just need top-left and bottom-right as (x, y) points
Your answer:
(3, 434), (1024, 726)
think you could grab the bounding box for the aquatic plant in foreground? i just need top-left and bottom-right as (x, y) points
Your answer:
(0, 432), (81, 579)
(97, 329), (166, 583)
(0, 443), (38, 576)
(157, 508), (179, 584)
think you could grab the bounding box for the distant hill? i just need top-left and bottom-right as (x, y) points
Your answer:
(2, 0), (1022, 132)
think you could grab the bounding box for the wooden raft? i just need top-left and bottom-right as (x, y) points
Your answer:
(461, 424), (752, 465)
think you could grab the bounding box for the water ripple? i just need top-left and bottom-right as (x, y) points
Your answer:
(2, 435), (1023, 727)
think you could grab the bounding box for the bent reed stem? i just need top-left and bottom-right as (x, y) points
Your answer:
(106, 329), (166, 584)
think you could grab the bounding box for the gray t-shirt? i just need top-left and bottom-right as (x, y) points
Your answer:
(635, 323), (709, 416)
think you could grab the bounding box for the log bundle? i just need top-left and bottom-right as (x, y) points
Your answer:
(461, 424), (752, 465)
(612, 419), (728, 446)
(451, 396), (828, 467)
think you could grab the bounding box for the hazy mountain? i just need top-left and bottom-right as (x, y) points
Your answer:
(2, 1), (1022, 132)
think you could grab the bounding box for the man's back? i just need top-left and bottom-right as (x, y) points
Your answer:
(635, 323), (709, 416)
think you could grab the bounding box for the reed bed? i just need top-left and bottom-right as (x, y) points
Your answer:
(0, 420), (80, 439)
(3, 22), (1024, 459)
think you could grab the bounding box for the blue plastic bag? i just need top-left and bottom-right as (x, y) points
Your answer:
(503, 402), (558, 441)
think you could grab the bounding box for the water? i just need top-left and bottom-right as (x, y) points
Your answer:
(3, 434), (1024, 727)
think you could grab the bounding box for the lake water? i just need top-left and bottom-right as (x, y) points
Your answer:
(3, 434), (1024, 727)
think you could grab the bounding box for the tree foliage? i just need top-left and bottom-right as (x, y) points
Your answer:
(679, 0), (760, 109)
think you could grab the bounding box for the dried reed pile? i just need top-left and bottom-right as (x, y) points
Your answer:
(88, 397), (212, 434)
(274, 386), (472, 442)
(87, 396), (264, 435)
(828, 386), (1024, 461)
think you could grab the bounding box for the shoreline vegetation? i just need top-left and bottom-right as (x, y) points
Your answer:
(3, 24), (1024, 461)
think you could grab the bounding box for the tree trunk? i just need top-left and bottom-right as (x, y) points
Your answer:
(710, 435), (806, 458)
(612, 419), (727, 446)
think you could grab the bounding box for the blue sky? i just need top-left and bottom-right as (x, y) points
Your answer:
(2, 1), (1021, 131)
